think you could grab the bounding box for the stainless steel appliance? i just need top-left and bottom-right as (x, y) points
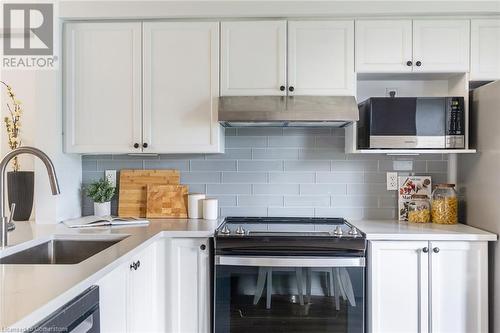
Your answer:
(218, 96), (359, 127)
(458, 80), (500, 331)
(357, 96), (465, 149)
(30, 286), (100, 332)
(214, 217), (366, 333)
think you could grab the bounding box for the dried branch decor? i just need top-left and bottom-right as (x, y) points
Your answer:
(0, 81), (23, 171)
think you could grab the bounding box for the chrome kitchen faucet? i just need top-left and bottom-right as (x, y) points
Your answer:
(0, 147), (60, 247)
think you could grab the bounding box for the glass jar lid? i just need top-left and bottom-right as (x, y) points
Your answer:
(435, 183), (456, 188)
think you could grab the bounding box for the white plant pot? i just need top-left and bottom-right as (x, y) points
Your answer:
(94, 201), (111, 217)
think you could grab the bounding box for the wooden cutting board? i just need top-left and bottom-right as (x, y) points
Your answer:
(118, 170), (180, 218)
(146, 184), (189, 218)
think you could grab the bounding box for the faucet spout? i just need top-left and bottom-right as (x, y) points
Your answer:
(0, 147), (60, 247)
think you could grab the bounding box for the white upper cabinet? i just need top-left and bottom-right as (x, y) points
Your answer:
(355, 20), (413, 73)
(356, 19), (470, 73)
(471, 19), (500, 80)
(221, 20), (287, 96)
(288, 21), (354, 95)
(64, 22), (142, 154)
(143, 22), (222, 153)
(413, 20), (470, 72)
(64, 21), (223, 154)
(429, 241), (488, 333)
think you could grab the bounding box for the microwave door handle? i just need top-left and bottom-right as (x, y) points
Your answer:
(215, 256), (365, 268)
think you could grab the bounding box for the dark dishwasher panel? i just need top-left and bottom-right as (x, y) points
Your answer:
(31, 286), (100, 333)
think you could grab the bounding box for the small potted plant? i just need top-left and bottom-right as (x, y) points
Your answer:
(85, 178), (116, 217)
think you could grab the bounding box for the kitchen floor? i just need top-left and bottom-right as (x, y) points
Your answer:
(230, 295), (362, 333)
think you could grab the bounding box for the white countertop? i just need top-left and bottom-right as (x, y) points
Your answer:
(0, 218), (496, 329)
(351, 220), (498, 241)
(0, 219), (220, 330)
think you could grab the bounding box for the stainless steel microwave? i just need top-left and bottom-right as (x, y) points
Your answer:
(357, 97), (465, 149)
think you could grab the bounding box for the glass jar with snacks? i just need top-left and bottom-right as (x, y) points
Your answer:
(431, 184), (458, 224)
(408, 194), (431, 223)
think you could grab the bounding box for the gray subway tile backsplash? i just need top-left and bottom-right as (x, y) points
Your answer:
(82, 131), (448, 218)
(237, 160), (283, 172)
(268, 172), (315, 184)
(222, 172), (267, 184)
(190, 160), (237, 171)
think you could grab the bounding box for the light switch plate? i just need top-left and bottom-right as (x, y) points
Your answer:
(105, 170), (117, 187)
(386, 172), (398, 191)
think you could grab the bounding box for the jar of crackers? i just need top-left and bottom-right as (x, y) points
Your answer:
(431, 184), (458, 224)
(408, 194), (431, 223)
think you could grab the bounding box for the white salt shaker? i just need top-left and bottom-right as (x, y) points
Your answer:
(188, 193), (206, 219)
(202, 199), (218, 220)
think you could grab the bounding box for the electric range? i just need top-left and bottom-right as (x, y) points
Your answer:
(214, 217), (366, 333)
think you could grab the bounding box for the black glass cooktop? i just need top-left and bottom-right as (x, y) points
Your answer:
(215, 217), (366, 256)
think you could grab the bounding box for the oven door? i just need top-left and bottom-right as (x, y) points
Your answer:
(215, 256), (365, 333)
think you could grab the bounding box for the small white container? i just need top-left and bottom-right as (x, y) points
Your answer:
(94, 201), (111, 217)
(202, 199), (218, 220)
(188, 193), (206, 218)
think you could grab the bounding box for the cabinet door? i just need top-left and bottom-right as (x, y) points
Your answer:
(143, 22), (223, 153)
(64, 22), (142, 154)
(429, 241), (488, 333)
(471, 19), (500, 80)
(221, 21), (287, 96)
(355, 20), (413, 73)
(127, 243), (158, 332)
(413, 20), (470, 72)
(368, 241), (429, 333)
(288, 21), (354, 95)
(166, 238), (210, 333)
(97, 263), (128, 333)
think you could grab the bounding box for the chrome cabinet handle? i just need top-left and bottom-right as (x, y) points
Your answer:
(433, 247), (440, 253)
(422, 247), (429, 253)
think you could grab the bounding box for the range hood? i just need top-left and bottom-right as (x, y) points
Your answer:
(218, 96), (359, 127)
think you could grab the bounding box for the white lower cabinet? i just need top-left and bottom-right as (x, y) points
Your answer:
(98, 262), (129, 333)
(165, 238), (211, 333)
(127, 243), (159, 333)
(98, 242), (162, 333)
(429, 241), (488, 333)
(368, 240), (488, 333)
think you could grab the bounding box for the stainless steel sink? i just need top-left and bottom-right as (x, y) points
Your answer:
(0, 236), (129, 265)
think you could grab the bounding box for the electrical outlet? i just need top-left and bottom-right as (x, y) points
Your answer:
(385, 88), (398, 97)
(387, 172), (398, 191)
(105, 170), (117, 187)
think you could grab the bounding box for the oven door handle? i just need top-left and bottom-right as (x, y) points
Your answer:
(215, 256), (365, 267)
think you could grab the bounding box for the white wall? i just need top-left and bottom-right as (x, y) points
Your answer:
(0, 32), (82, 223)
